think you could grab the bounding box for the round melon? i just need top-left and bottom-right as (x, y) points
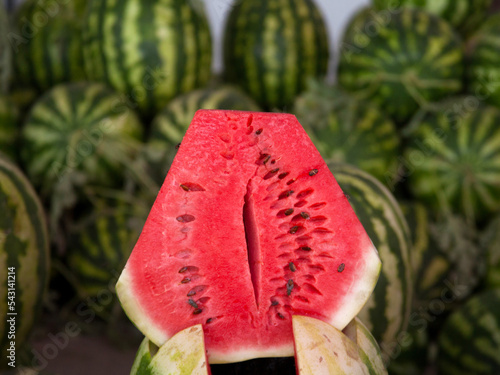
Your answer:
(0, 96), (19, 161)
(294, 82), (400, 186)
(67, 202), (145, 299)
(223, 0), (330, 110)
(146, 85), (261, 183)
(0, 155), (50, 370)
(372, 0), (492, 36)
(438, 289), (500, 375)
(20, 82), (144, 197)
(328, 163), (412, 365)
(0, 5), (11, 93)
(482, 215), (500, 289)
(467, 14), (500, 110)
(12, 0), (87, 92)
(338, 7), (464, 124)
(403, 97), (500, 224)
(82, 0), (212, 117)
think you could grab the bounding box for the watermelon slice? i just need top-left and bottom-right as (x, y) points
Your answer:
(117, 110), (381, 364)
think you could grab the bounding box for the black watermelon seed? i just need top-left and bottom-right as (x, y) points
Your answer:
(271, 300), (279, 306)
(289, 262), (297, 272)
(284, 209), (294, 216)
(301, 246), (312, 251)
(278, 172), (289, 179)
(300, 212), (310, 219)
(256, 128), (263, 135)
(193, 308), (203, 315)
(181, 277), (191, 284)
(263, 155), (271, 164)
(179, 267), (188, 273)
(309, 169), (319, 176)
(286, 279), (294, 296)
(206, 318), (214, 324)
(290, 226), (299, 234)
(338, 263), (345, 273)
(277, 313), (286, 320)
(188, 299), (198, 308)
(180, 184), (189, 191)
(287, 179), (296, 185)
(279, 190), (294, 200)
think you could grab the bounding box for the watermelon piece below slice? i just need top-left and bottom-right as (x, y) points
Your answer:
(117, 110), (381, 364)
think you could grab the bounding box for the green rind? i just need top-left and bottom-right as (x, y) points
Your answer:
(0, 156), (49, 369)
(146, 85), (261, 182)
(482, 215), (500, 289)
(20, 82), (144, 196)
(0, 5), (11, 93)
(373, 0), (492, 36)
(223, 0), (329, 110)
(329, 163), (412, 363)
(294, 83), (400, 185)
(338, 7), (464, 124)
(403, 97), (500, 224)
(438, 289), (500, 375)
(12, 0), (87, 92)
(467, 14), (500, 110)
(0, 97), (19, 160)
(82, 0), (212, 117)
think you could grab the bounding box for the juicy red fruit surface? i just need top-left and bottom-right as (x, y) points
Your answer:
(118, 110), (380, 363)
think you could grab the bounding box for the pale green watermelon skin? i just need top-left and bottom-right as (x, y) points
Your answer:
(20, 82), (144, 196)
(146, 86), (261, 183)
(467, 14), (500, 110)
(372, 0), (492, 36)
(294, 84), (400, 185)
(223, 0), (330, 110)
(13, 0), (87, 92)
(338, 7), (464, 124)
(82, 0), (212, 117)
(404, 97), (500, 224)
(0, 156), (49, 370)
(329, 163), (412, 364)
(438, 289), (500, 375)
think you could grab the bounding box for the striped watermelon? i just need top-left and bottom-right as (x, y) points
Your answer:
(13, 0), (87, 92)
(373, 0), (492, 36)
(223, 0), (329, 110)
(82, 0), (212, 117)
(294, 82), (401, 186)
(0, 155), (49, 370)
(67, 202), (145, 299)
(20, 82), (144, 197)
(328, 163), (412, 366)
(438, 289), (500, 375)
(467, 14), (500, 110)
(403, 97), (500, 224)
(146, 85), (260, 183)
(0, 96), (19, 160)
(482, 215), (500, 289)
(0, 5), (11, 94)
(338, 7), (464, 124)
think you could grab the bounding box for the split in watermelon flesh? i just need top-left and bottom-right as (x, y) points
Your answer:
(117, 110), (381, 364)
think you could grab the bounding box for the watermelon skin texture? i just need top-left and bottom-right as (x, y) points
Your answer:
(223, 0), (329, 110)
(372, 0), (492, 36)
(117, 110), (381, 364)
(82, 0), (212, 117)
(438, 289), (500, 375)
(467, 15), (500, 110)
(0, 156), (50, 369)
(482, 215), (500, 289)
(13, 0), (87, 92)
(0, 6), (11, 94)
(0, 97), (19, 161)
(20, 82), (143, 197)
(338, 7), (464, 124)
(329, 163), (412, 364)
(404, 97), (500, 224)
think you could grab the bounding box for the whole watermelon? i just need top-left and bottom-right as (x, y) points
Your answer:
(12, 0), (87, 92)
(403, 97), (500, 224)
(0, 5), (11, 93)
(482, 215), (500, 289)
(146, 85), (260, 184)
(20, 82), (144, 198)
(223, 0), (330, 110)
(83, 0), (212, 117)
(338, 7), (464, 124)
(438, 289), (500, 375)
(294, 81), (400, 186)
(0, 155), (50, 370)
(0, 96), (19, 160)
(373, 0), (492, 36)
(467, 14), (500, 110)
(329, 163), (412, 366)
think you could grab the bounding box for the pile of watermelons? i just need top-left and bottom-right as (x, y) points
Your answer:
(1, 0), (500, 374)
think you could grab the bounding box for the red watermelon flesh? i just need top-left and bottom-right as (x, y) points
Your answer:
(117, 110), (381, 364)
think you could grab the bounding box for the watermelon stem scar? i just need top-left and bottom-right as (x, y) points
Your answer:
(116, 110), (381, 364)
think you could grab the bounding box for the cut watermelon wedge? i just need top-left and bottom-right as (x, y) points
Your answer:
(117, 110), (381, 364)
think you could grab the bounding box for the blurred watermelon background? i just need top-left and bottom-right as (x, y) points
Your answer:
(1, 0), (500, 374)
